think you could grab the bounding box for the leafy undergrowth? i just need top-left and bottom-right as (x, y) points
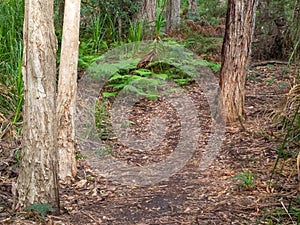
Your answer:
(0, 63), (299, 224)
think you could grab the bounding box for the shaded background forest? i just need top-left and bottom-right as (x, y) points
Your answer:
(1, 0), (299, 128)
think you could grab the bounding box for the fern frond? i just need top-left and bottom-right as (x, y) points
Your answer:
(133, 68), (152, 76)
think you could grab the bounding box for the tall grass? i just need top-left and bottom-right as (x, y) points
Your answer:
(0, 0), (24, 133)
(128, 20), (144, 42)
(78, 2), (122, 69)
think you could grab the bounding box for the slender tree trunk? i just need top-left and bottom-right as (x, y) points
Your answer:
(294, 0), (299, 24)
(219, 0), (227, 7)
(117, 17), (122, 38)
(56, 0), (81, 181)
(291, 0), (300, 60)
(219, 0), (258, 122)
(16, 0), (59, 210)
(188, 0), (200, 18)
(58, 0), (65, 28)
(166, 0), (181, 34)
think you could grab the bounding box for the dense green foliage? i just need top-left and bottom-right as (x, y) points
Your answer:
(80, 0), (142, 51)
(254, 0), (300, 60)
(198, 0), (227, 25)
(0, 0), (24, 127)
(100, 63), (195, 101)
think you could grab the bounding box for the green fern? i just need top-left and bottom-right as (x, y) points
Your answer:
(122, 77), (163, 101)
(88, 42), (217, 101)
(25, 203), (55, 218)
(173, 78), (192, 85)
(103, 64), (193, 100)
(151, 73), (168, 80)
(107, 72), (125, 81)
(202, 60), (221, 73)
(124, 85), (159, 100)
(102, 92), (117, 98)
(132, 68), (152, 76)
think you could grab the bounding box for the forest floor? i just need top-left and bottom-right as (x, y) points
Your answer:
(1, 62), (299, 224)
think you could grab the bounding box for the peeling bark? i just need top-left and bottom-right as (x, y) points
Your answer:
(166, 0), (181, 34)
(220, 0), (258, 122)
(16, 0), (59, 210)
(57, 0), (81, 181)
(188, 0), (200, 19)
(139, 0), (156, 24)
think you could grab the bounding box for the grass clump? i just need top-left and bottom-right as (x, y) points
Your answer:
(0, 0), (24, 133)
(233, 171), (255, 190)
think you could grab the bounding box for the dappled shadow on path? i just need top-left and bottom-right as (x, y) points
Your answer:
(0, 64), (299, 224)
(57, 64), (298, 224)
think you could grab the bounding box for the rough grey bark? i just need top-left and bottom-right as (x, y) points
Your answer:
(219, 0), (258, 122)
(57, 0), (81, 181)
(16, 0), (59, 210)
(139, 0), (156, 24)
(136, 0), (156, 38)
(188, 0), (200, 19)
(166, 0), (181, 34)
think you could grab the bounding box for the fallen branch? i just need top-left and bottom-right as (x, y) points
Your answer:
(250, 60), (288, 67)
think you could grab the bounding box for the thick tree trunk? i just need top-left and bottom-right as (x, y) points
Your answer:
(219, 0), (258, 122)
(16, 0), (59, 210)
(166, 0), (181, 34)
(139, 0), (156, 24)
(56, 0), (81, 181)
(137, 0), (156, 38)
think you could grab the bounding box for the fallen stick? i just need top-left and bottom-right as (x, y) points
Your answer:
(250, 60), (288, 67)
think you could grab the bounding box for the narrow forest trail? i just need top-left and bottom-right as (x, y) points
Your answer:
(0, 64), (298, 225)
(57, 64), (297, 225)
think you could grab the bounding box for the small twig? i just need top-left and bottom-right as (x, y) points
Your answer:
(238, 115), (246, 131)
(0, 193), (12, 203)
(297, 152), (300, 191)
(280, 201), (296, 224)
(0, 218), (11, 223)
(195, 217), (201, 225)
(238, 115), (252, 135)
(80, 210), (97, 222)
(246, 94), (286, 98)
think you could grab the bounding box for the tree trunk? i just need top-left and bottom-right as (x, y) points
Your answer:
(291, 0), (300, 60)
(166, 0), (181, 34)
(56, 0), (65, 30)
(137, 0), (156, 38)
(16, 0), (59, 210)
(294, 0), (299, 24)
(139, 0), (156, 24)
(219, 0), (258, 122)
(56, 0), (81, 181)
(188, 0), (200, 19)
(219, 0), (227, 7)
